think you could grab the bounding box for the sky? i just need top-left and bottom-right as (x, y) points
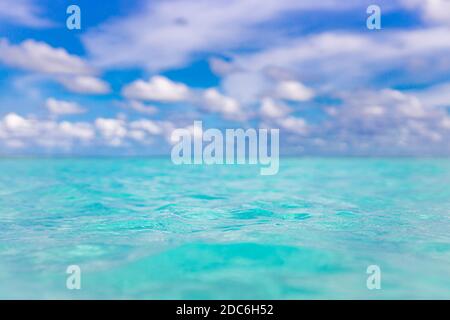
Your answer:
(0, 0), (450, 156)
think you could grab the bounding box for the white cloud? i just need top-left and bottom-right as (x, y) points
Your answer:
(82, 0), (361, 71)
(221, 71), (270, 105)
(3, 0), (450, 156)
(411, 82), (450, 108)
(0, 0), (52, 28)
(45, 98), (85, 116)
(422, 0), (450, 25)
(0, 38), (93, 75)
(0, 113), (95, 149)
(201, 88), (243, 120)
(58, 121), (96, 141)
(94, 117), (174, 147)
(276, 116), (308, 134)
(57, 76), (111, 94)
(304, 88), (450, 155)
(229, 27), (450, 90)
(257, 87), (450, 155)
(401, 0), (450, 25)
(122, 76), (190, 102)
(121, 76), (257, 121)
(0, 112), (177, 150)
(0, 38), (110, 95)
(258, 97), (308, 135)
(2, 85), (450, 154)
(259, 98), (291, 119)
(129, 119), (162, 135)
(3, 113), (33, 134)
(119, 100), (158, 115)
(209, 57), (240, 75)
(95, 118), (127, 146)
(275, 80), (314, 102)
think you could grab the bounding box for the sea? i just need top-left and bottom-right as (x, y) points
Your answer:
(0, 157), (449, 299)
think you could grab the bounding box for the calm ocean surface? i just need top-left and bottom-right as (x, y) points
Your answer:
(0, 158), (449, 299)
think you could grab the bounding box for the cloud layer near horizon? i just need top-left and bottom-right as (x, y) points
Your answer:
(0, 0), (450, 155)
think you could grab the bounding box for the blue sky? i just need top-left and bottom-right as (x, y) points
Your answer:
(0, 0), (450, 156)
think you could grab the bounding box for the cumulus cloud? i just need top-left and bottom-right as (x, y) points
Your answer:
(94, 117), (175, 147)
(3, 0), (450, 156)
(276, 116), (309, 135)
(122, 76), (190, 102)
(2, 113), (33, 135)
(0, 38), (93, 75)
(45, 98), (85, 116)
(302, 89), (450, 155)
(129, 119), (163, 135)
(259, 98), (291, 119)
(221, 71), (271, 105)
(256, 86), (450, 155)
(274, 80), (314, 102)
(0, 113), (95, 149)
(2, 85), (450, 155)
(0, 38), (110, 95)
(0, 0), (52, 28)
(259, 98), (308, 135)
(402, 0), (450, 25)
(95, 118), (128, 146)
(57, 76), (111, 94)
(121, 76), (247, 121)
(0, 113), (176, 150)
(118, 100), (158, 115)
(200, 88), (244, 120)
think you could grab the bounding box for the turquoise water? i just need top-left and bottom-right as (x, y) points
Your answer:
(0, 158), (449, 299)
